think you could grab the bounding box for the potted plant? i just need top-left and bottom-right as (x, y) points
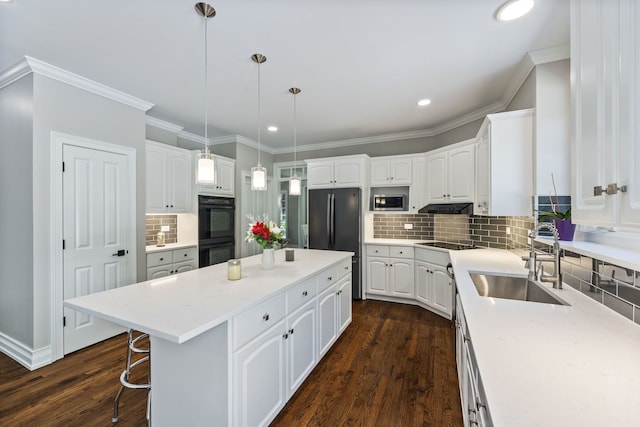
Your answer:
(537, 174), (575, 241)
(245, 215), (286, 269)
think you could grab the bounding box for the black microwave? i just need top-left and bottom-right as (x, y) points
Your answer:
(373, 194), (406, 211)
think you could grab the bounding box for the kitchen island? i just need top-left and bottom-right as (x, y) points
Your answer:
(65, 249), (354, 426)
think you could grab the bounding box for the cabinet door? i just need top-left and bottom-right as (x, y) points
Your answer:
(431, 266), (452, 317)
(369, 159), (391, 186)
(233, 320), (287, 427)
(447, 145), (475, 202)
(474, 132), (490, 215)
(317, 285), (338, 358)
(146, 146), (168, 212)
(169, 151), (192, 212)
(389, 259), (414, 298)
(147, 265), (172, 280)
(337, 276), (352, 335)
(366, 257), (388, 295)
(173, 260), (195, 274)
(414, 261), (431, 305)
(425, 153), (448, 203)
(216, 157), (235, 196)
(409, 156), (426, 212)
(389, 158), (412, 184)
(333, 158), (363, 187)
(286, 301), (317, 398)
(307, 161), (334, 188)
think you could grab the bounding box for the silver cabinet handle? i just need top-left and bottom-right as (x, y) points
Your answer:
(289, 328), (294, 335)
(262, 313), (270, 321)
(302, 291), (308, 297)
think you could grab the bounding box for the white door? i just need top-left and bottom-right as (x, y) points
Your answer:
(448, 145), (475, 202)
(286, 301), (317, 398)
(425, 153), (448, 203)
(389, 259), (414, 298)
(431, 267), (452, 316)
(366, 257), (388, 295)
(63, 144), (128, 354)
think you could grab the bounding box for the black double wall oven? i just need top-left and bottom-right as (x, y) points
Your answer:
(198, 195), (235, 267)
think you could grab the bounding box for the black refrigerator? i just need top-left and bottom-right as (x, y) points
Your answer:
(308, 188), (362, 299)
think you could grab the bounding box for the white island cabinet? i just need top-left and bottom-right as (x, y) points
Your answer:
(65, 249), (353, 427)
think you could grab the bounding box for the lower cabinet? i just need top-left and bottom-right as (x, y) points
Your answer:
(365, 245), (415, 299)
(456, 295), (491, 427)
(414, 248), (453, 319)
(232, 259), (352, 427)
(146, 246), (197, 280)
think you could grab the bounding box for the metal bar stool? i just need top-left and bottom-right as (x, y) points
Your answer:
(112, 329), (151, 424)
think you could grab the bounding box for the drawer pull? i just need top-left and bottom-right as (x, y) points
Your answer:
(302, 291), (308, 296)
(184, 253), (187, 257)
(289, 328), (294, 335)
(262, 313), (270, 321)
(399, 251), (403, 254)
(159, 257), (164, 261)
(328, 276), (332, 281)
(344, 266), (349, 270)
(283, 332), (289, 339)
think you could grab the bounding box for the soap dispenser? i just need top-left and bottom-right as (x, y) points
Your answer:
(156, 225), (169, 247)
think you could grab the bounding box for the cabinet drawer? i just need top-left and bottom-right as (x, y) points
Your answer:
(173, 246), (197, 262)
(389, 246), (414, 259)
(233, 294), (286, 350)
(366, 245), (389, 257)
(147, 250), (173, 268)
(286, 277), (318, 314)
(336, 257), (352, 279)
(414, 247), (450, 266)
(317, 266), (338, 292)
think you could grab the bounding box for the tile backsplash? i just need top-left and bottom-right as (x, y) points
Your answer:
(145, 215), (178, 246)
(373, 213), (534, 250)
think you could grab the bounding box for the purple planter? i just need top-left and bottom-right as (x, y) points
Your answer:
(553, 219), (576, 241)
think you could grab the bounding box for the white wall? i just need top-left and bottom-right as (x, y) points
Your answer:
(0, 74), (35, 349)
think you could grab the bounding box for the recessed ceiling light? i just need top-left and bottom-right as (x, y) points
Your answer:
(417, 99), (431, 107)
(267, 126), (278, 132)
(0, 0), (14, 4)
(496, 0), (534, 22)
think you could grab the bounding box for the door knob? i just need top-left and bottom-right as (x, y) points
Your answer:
(111, 249), (126, 257)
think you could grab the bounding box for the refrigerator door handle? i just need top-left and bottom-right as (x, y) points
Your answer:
(326, 193), (331, 247)
(329, 193), (335, 247)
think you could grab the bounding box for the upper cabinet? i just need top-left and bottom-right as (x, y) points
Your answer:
(194, 153), (235, 197)
(571, 0), (640, 228)
(425, 141), (475, 204)
(474, 109), (534, 216)
(306, 155), (368, 189)
(146, 141), (192, 213)
(369, 156), (412, 186)
(409, 155), (426, 213)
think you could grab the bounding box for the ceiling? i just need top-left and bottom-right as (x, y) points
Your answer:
(0, 0), (569, 151)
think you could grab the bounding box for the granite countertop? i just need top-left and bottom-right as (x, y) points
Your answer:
(65, 249), (353, 344)
(450, 248), (640, 427)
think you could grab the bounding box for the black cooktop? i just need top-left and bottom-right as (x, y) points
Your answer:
(416, 241), (479, 250)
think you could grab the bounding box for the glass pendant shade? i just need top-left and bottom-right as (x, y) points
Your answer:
(251, 163), (267, 191)
(196, 151), (215, 184)
(289, 174), (302, 196)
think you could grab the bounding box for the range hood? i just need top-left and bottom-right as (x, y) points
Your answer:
(418, 203), (473, 215)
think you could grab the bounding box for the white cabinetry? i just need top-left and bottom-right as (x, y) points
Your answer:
(317, 258), (352, 357)
(571, 0), (640, 228)
(146, 141), (192, 213)
(146, 246), (197, 280)
(425, 141), (475, 204)
(414, 248), (453, 319)
(195, 153), (235, 197)
(365, 245), (414, 299)
(409, 155), (426, 213)
(369, 156), (412, 186)
(455, 295), (490, 427)
(306, 155), (368, 188)
(474, 109), (534, 216)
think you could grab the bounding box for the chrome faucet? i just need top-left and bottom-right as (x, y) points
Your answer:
(522, 222), (563, 289)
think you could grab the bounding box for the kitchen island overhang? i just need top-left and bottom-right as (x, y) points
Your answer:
(65, 249), (354, 426)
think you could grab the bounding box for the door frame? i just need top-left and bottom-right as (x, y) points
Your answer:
(50, 131), (137, 361)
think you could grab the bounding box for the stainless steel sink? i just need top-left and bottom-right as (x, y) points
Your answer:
(469, 273), (567, 305)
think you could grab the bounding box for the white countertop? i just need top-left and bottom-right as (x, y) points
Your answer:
(450, 249), (640, 427)
(65, 249), (352, 344)
(535, 236), (640, 271)
(364, 238), (430, 246)
(146, 242), (197, 253)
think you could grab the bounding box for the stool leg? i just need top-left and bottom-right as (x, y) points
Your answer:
(113, 330), (133, 423)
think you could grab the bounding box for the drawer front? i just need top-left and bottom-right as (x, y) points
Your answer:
(233, 294), (286, 350)
(147, 250), (173, 268)
(336, 257), (352, 279)
(366, 245), (389, 257)
(389, 246), (414, 259)
(317, 266), (338, 292)
(415, 247), (450, 266)
(173, 246), (197, 262)
(286, 277), (318, 313)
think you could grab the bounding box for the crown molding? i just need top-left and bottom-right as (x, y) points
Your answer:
(0, 57), (32, 90)
(177, 130), (207, 145)
(146, 116), (184, 133)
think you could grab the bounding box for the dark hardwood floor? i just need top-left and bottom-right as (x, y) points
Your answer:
(0, 300), (462, 427)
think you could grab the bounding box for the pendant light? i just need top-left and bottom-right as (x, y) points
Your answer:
(195, 2), (216, 185)
(288, 87), (302, 196)
(251, 53), (268, 191)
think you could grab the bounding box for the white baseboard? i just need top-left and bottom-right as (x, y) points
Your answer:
(0, 332), (53, 371)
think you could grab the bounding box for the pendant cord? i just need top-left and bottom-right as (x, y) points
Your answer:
(257, 61), (262, 165)
(293, 92), (297, 168)
(204, 15), (209, 155)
